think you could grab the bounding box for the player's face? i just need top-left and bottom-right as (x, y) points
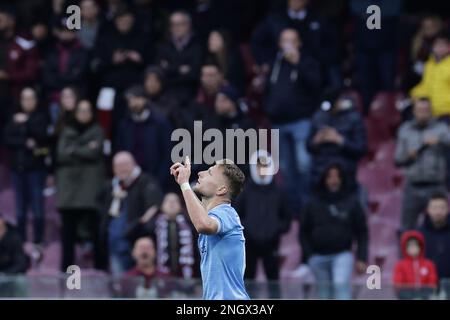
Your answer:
(194, 165), (226, 198)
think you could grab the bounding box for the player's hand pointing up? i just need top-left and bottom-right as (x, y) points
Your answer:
(170, 156), (191, 185)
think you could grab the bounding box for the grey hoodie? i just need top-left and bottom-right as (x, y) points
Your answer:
(395, 119), (450, 184)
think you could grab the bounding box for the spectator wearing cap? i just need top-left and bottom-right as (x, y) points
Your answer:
(251, 0), (339, 88)
(144, 66), (188, 129)
(56, 100), (105, 271)
(115, 85), (172, 190)
(42, 15), (88, 106)
(155, 11), (204, 107)
(395, 98), (450, 230)
(4, 87), (49, 247)
(236, 150), (291, 298)
(0, 213), (29, 274)
(0, 6), (40, 127)
(265, 28), (321, 215)
(92, 8), (150, 93)
(307, 89), (367, 191)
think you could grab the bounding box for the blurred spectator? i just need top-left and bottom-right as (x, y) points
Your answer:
(236, 150), (291, 298)
(156, 11), (204, 107)
(252, 0), (339, 88)
(0, 6), (40, 113)
(207, 85), (254, 133)
(0, 213), (28, 274)
(195, 62), (226, 111)
(395, 98), (450, 230)
(100, 151), (163, 275)
(77, 0), (101, 50)
(56, 100), (104, 271)
(265, 28), (321, 215)
(52, 86), (79, 136)
(92, 8), (149, 93)
(125, 237), (168, 298)
(350, 0), (402, 113)
(144, 66), (187, 129)
(31, 20), (53, 58)
(307, 89), (367, 190)
(3, 87), (49, 248)
(115, 85), (172, 189)
(418, 193), (450, 281)
(42, 16), (88, 106)
(393, 230), (438, 299)
(300, 164), (368, 299)
(404, 15), (444, 91)
(410, 32), (450, 118)
(147, 193), (196, 279)
(206, 30), (246, 94)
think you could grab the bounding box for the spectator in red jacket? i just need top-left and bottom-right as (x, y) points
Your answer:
(393, 230), (438, 299)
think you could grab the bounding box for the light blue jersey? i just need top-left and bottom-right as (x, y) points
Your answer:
(198, 203), (250, 300)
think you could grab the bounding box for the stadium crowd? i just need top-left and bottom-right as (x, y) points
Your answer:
(0, 0), (450, 299)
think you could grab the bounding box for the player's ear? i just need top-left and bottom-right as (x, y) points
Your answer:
(216, 185), (228, 197)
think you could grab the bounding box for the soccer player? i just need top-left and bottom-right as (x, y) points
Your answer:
(170, 157), (250, 300)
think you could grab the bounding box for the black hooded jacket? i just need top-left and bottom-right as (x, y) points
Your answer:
(300, 164), (368, 262)
(0, 222), (29, 274)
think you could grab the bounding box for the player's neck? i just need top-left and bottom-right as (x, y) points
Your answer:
(201, 197), (231, 212)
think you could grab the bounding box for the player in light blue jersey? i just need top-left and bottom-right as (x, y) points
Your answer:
(170, 157), (250, 300)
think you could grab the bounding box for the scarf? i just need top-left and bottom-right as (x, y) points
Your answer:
(109, 167), (142, 217)
(155, 213), (195, 279)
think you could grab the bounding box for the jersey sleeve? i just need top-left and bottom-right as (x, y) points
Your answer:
(209, 206), (234, 236)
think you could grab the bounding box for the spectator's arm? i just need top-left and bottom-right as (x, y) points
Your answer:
(410, 60), (431, 99)
(394, 127), (414, 167)
(72, 129), (104, 161)
(306, 117), (320, 153)
(142, 179), (164, 213)
(352, 201), (369, 262)
(56, 130), (78, 165)
(392, 262), (405, 286)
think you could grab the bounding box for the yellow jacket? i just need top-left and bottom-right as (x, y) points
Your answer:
(410, 55), (450, 117)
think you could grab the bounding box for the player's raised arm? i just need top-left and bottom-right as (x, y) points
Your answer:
(170, 157), (218, 235)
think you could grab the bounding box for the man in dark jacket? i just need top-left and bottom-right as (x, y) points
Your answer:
(418, 193), (450, 281)
(42, 16), (88, 105)
(100, 152), (163, 275)
(236, 150), (291, 298)
(265, 28), (321, 215)
(251, 0), (339, 87)
(395, 98), (450, 230)
(115, 85), (172, 190)
(155, 11), (204, 107)
(300, 164), (368, 299)
(92, 8), (149, 92)
(0, 213), (28, 274)
(307, 89), (367, 190)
